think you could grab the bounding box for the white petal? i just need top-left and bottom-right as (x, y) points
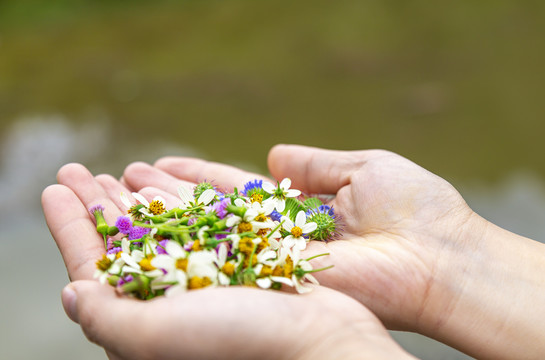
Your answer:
(217, 243), (227, 266)
(257, 250), (276, 262)
(198, 189), (216, 205)
(294, 279), (312, 294)
(282, 236), (295, 248)
(226, 215), (241, 228)
(132, 192), (150, 206)
(270, 276), (294, 286)
(281, 216), (294, 231)
(302, 222), (317, 233)
(299, 260), (313, 272)
(286, 189), (301, 198)
(197, 225), (210, 241)
(177, 186), (194, 205)
(164, 241), (184, 258)
(218, 272), (231, 286)
(121, 265), (142, 274)
(120, 192), (132, 209)
(153, 195), (167, 204)
(145, 269), (165, 278)
(256, 278), (272, 289)
(261, 201), (275, 214)
(268, 237), (280, 250)
(305, 273), (320, 285)
(275, 199), (285, 213)
(121, 253), (139, 269)
(234, 198), (246, 207)
(244, 209), (258, 221)
(295, 238), (307, 250)
(121, 238), (131, 254)
(295, 211), (307, 227)
(262, 181), (276, 194)
(279, 178), (292, 190)
(151, 255), (175, 269)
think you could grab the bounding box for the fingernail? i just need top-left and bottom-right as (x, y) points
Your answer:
(61, 285), (79, 323)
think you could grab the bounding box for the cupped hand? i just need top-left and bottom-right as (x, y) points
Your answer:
(42, 163), (415, 360)
(121, 145), (483, 334)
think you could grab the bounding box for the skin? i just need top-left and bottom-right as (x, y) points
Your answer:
(119, 144), (545, 359)
(42, 162), (415, 360)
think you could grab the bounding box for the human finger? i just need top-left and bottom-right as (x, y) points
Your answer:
(267, 144), (386, 194)
(42, 185), (105, 280)
(123, 162), (196, 196)
(95, 174), (133, 212)
(154, 157), (272, 191)
(57, 163), (123, 226)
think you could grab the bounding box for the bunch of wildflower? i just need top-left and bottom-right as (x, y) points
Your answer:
(89, 178), (340, 299)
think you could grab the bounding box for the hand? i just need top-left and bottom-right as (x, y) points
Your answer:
(42, 163), (415, 360)
(122, 144), (545, 359)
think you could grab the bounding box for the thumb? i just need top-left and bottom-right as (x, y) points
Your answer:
(267, 144), (376, 194)
(61, 280), (146, 356)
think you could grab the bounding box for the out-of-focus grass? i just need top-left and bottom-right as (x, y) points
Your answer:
(1, 0), (544, 181)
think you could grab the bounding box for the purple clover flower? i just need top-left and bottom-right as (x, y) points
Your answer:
(115, 216), (133, 234)
(128, 226), (150, 240)
(207, 197), (230, 219)
(88, 204), (105, 215)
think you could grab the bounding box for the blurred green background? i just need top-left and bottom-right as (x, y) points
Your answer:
(2, 1), (545, 359)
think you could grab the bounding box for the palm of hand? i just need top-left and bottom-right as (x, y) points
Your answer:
(301, 152), (473, 329)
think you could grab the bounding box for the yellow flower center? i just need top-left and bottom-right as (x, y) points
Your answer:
(255, 214), (267, 222)
(238, 237), (255, 255)
(139, 255), (156, 271)
(191, 240), (202, 251)
(176, 258), (188, 271)
(250, 194), (263, 203)
(243, 255), (258, 268)
(221, 262), (235, 276)
(291, 226), (303, 238)
(272, 265), (284, 277)
(257, 236), (269, 253)
(260, 265), (273, 277)
(96, 254), (112, 271)
(283, 255), (294, 277)
(238, 221), (253, 233)
(149, 200), (166, 215)
(188, 276), (212, 289)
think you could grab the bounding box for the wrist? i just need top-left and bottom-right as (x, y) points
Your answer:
(418, 212), (545, 359)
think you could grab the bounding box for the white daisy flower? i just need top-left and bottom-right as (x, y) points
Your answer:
(281, 210), (317, 251)
(291, 250), (320, 294)
(225, 199), (263, 232)
(120, 238), (164, 278)
(151, 240), (189, 297)
(177, 186), (216, 209)
(94, 253), (124, 284)
(262, 178), (301, 212)
(214, 243), (237, 286)
(120, 192), (167, 217)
